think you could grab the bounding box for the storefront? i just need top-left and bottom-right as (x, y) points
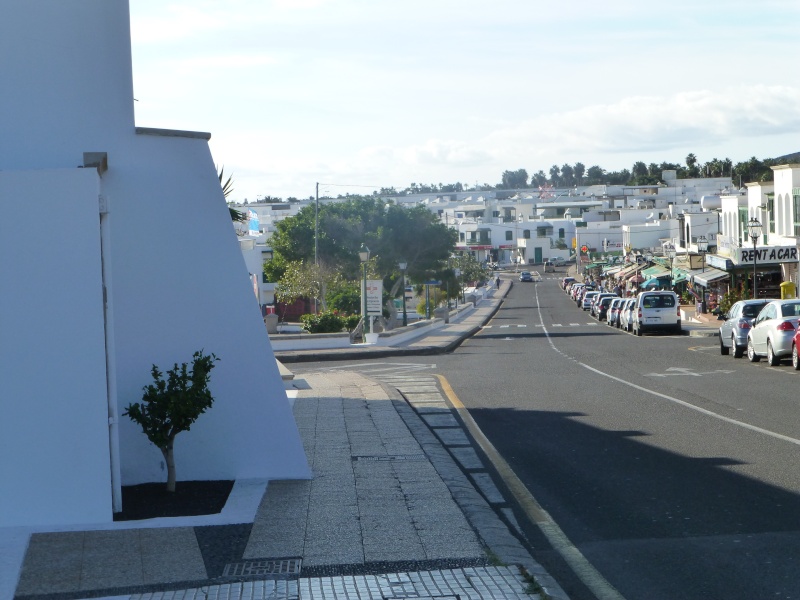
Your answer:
(718, 245), (799, 300)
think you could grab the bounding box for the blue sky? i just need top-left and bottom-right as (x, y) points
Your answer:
(129, 0), (800, 201)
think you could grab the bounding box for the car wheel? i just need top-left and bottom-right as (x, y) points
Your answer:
(767, 341), (781, 366)
(720, 336), (730, 355)
(635, 324), (642, 336)
(747, 339), (760, 362)
(793, 344), (800, 370)
(732, 337), (744, 358)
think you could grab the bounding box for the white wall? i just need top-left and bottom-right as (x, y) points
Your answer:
(0, 0), (310, 526)
(0, 170), (112, 527)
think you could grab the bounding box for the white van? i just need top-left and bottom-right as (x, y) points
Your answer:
(631, 291), (681, 336)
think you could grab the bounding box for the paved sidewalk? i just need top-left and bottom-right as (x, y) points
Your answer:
(8, 370), (560, 600)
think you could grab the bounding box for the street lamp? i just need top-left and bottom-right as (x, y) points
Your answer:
(748, 217), (762, 299)
(398, 260), (408, 327)
(666, 244), (676, 290)
(359, 244), (370, 335)
(697, 235), (708, 273)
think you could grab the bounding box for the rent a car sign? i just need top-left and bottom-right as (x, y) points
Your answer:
(736, 245), (798, 265)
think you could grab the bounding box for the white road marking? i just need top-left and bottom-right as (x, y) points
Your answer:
(645, 367), (735, 377)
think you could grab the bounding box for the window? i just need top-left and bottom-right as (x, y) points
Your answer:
(781, 302), (800, 317)
(794, 192), (800, 237)
(523, 229), (531, 239)
(767, 193), (775, 236)
(506, 230), (513, 241)
(559, 228), (565, 239)
(738, 207), (749, 242)
(642, 294), (675, 308)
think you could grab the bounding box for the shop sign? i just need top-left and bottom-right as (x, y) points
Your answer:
(705, 254), (735, 271)
(366, 279), (383, 315)
(735, 245), (798, 265)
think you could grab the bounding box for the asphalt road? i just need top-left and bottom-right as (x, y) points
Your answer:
(293, 272), (800, 599)
(438, 273), (800, 600)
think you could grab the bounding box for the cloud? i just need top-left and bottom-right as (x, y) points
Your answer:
(215, 85), (800, 200)
(491, 85), (800, 160)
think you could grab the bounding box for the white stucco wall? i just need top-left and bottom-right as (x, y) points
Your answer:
(0, 170), (112, 527)
(0, 0), (310, 526)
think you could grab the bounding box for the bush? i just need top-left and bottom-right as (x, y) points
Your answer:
(326, 283), (361, 314)
(343, 314), (361, 331)
(299, 311), (346, 333)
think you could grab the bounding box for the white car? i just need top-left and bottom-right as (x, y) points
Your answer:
(618, 298), (637, 332)
(631, 291), (681, 336)
(551, 257), (567, 267)
(746, 299), (800, 365)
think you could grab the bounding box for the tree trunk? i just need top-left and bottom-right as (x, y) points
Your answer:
(161, 439), (177, 492)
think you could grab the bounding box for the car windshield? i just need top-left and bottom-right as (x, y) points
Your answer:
(642, 295), (675, 308)
(780, 303), (800, 317)
(742, 303), (767, 318)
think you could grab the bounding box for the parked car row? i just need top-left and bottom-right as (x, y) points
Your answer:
(560, 278), (800, 368)
(717, 298), (800, 368)
(562, 278), (682, 336)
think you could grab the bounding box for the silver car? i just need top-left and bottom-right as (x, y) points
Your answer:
(618, 298), (637, 332)
(746, 299), (800, 365)
(718, 299), (770, 358)
(581, 291), (599, 311)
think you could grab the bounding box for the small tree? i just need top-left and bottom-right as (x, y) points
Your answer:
(124, 350), (219, 492)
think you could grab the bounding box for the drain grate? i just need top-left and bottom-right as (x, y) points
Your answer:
(223, 558), (302, 577)
(353, 454), (427, 462)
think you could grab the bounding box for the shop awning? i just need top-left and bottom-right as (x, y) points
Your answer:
(641, 265), (670, 279)
(615, 264), (640, 280)
(692, 267), (729, 287)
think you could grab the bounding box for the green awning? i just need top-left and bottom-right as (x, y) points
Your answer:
(641, 265), (670, 278)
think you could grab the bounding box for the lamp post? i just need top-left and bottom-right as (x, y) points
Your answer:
(697, 235), (708, 273)
(666, 244), (676, 291)
(398, 260), (408, 327)
(697, 235), (709, 311)
(359, 244), (370, 335)
(748, 217), (762, 299)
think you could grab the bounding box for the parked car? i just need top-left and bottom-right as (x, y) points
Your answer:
(631, 291), (681, 336)
(552, 257), (567, 267)
(595, 296), (615, 321)
(746, 299), (800, 365)
(619, 298), (637, 331)
(607, 298), (625, 327)
(718, 299), (770, 358)
(791, 328), (800, 370)
(590, 293), (617, 318)
(519, 271), (534, 282)
(561, 277), (576, 290)
(581, 291), (599, 311)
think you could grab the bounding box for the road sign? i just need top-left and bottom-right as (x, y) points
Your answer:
(424, 280), (442, 285)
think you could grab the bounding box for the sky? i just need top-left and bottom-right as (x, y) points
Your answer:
(129, 0), (800, 202)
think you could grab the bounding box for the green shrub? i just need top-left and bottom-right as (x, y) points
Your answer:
(300, 311), (345, 333)
(343, 314), (361, 331)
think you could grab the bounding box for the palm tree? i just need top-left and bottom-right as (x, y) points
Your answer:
(218, 165), (246, 223)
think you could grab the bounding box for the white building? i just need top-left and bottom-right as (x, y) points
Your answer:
(0, 0), (310, 528)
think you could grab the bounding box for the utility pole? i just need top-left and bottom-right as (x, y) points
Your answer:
(314, 183), (319, 313)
